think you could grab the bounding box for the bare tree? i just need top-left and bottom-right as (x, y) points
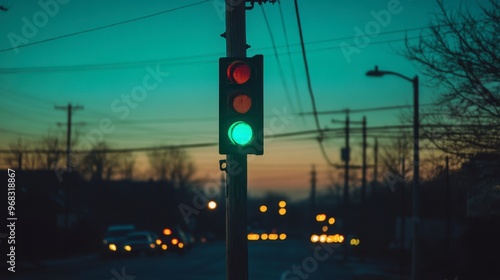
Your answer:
(4, 138), (37, 169)
(80, 142), (120, 181)
(117, 152), (135, 180)
(147, 147), (196, 187)
(403, 0), (500, 158)
(170, 148), (196, 189)
(35, 134), (63, 170)
(147, 148), (172, 181)
(380, 131), (412, 181)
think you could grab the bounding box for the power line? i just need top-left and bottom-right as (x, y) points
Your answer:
(278, 0), (303, 115)
(0, 128), (44, 139)
(307, 35), (427, 53)
(0, 29), (430, 73)
(260, 5), (296, 114)
(292, 0), (318, 131)
(300, 103), (436, 115)
(1, 123), (493, 154)
(0, 0), (210, 53)
(85, 103), (439, 124)
(292, 0), (338, 166)
(299, 25), (440, 46)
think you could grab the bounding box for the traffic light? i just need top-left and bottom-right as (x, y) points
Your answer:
(219, 55), (264, 155)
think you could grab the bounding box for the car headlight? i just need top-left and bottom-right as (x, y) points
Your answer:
(109, 244), (117, 251)
(124, 245), (132, 252)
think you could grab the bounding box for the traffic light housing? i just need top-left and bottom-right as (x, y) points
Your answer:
(219, 55), (264, 155)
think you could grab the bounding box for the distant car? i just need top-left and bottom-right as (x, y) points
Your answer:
(122, 231), (159, 256)
(158, 226), (192, 255)
(149, 231), (169, 255)
(101, 224), (136, 257)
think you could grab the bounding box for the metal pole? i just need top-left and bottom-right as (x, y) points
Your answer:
(310, 165), (316, 236)
(401, 156), (406, 280)
(445, 156), (450, 278)
(310, 165), (316, 213)
(67, 103), (72, 169)
(360, 116), (367, 262)
(343, 113), (350, 259)
(226, 1), (248, 279)
(65, 103), (72, 232)
(361, 116), (367, 202)
(18, 152), (22, 171)
(411, 76), (419, 280)
(374, 137), (378, 185)
(226, 154), (247, 280)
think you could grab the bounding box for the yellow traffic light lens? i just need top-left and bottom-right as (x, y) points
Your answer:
(228, 121), (253, 146)
(232, 93), (252, 114)
(227, 61), (251, 84)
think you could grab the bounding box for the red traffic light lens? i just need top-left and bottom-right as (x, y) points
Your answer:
(227, 61), (251, 84)
(232, 93), (252, 114)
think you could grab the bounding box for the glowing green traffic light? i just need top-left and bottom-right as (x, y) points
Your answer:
(228, 121), (253, 146)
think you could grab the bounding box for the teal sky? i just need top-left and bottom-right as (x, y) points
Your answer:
(0, 0), (490, 200)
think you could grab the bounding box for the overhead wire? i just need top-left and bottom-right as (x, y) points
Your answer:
(0, 123), (486, 154)
(278, 0), (304, 115)
(0, 27), (432, 73)
(292, 0), (336, 166)
(260, 5), (297, 114)
(0, 0), (211, 53)
(300, 103), (436, 116)
(81, 107), (207, 140)
(0, 37), (426, 74)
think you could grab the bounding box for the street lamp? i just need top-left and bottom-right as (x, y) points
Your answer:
(208, 200), (217, 210)
(366, 65), (420, 280)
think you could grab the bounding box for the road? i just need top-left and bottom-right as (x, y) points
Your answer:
(4, 239), (400, 280)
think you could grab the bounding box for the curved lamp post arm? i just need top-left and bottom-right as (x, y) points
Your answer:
(379, 71), (413, 83)
(365, 66), (415, 83)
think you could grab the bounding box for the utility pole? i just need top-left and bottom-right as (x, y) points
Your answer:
(344, 113), (350, 206)
(223, 2), (275, 279)
(225, 0), (248, 277)
(401, 156), (406, 280)
(361, 116), (367, 202)
(445, 156), (450, 279)
(310, 164), (316, 212)
(373, 137), (378, 185)
(223, 1), (257, 279)
(220, 173), (226, 204)
(55, 103), (83, 231)
(331, 114), (376, 261)
(310, 164), (316, 235)
(55, 103), (83, 170)
(343, 113), (350, 259)
(360, 116), (367, 261)
(18, 152), (22, 171)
